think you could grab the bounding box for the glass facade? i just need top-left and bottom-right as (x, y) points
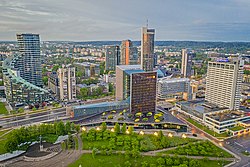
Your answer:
(130, 72), (157, 114)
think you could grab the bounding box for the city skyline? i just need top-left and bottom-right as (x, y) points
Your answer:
(1, 0), (250, 41)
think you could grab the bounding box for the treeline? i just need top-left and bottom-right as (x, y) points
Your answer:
(5, 121), (80, 152)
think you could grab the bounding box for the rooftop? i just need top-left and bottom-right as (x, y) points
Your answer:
(117, 65), (141, 70)
(207, 110), (250, 122)
(158, 77), (190, 83)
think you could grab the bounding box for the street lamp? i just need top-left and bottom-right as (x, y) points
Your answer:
(126, 130), (130, 134)
(111, 128), (114, 132)
(154, 132), (158, 136)
(182, 134), (187, 138)
(139, 131), (144, 135)
(168, 133), (173, 137)
(96, 127), (100, 131)
(82, 127), (86, 132)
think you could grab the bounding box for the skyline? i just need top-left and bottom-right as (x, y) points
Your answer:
(0, 0), (250, 41)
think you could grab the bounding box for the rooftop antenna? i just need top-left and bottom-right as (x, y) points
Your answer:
(146, 19), (149, 28)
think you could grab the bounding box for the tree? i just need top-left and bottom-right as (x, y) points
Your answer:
(108, 83), (114, 92)
(17, 108), (24, 113)
(156, 157), (165, 166)
(71, 122), (75, 131)
(42, 76), (48, 85)
(121, 123), (127, 134)
(56, 121), (65, 135)
(52, 65), (60, 72)
(80, 87), (89, 99)
(165, 158), (173, 166)
(92, 147), (98, 159)
(75, 124), (80, 133)
(128, 126), (134, 134)
(101, 122), (107, 132)
(124, 161), (131, 167)
(65, 121), (71, 134)
(114, 123), (120, 134)
(141, 161), (148, 167)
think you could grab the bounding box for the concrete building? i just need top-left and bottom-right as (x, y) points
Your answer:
(157, 77), (192, 101)
(16, 34), (43, 87)
(141, 27), (155, 71)
(74, 62), (100, 78)
(181, 49), (194, 78)
(205, 60), (244, 110)
(130, 71), (157, 114)
(105, 45), (120, 71)
(120, 40), (138, 65)
(115, 65), (143, 101)
(58, 65), (76, 101)
(48, 71), (59, 99)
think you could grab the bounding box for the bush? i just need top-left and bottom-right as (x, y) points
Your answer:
(127, 114), (132, 118)
(146, 112), (152, 117)
(142, 118), (148, 122)
(118, 117), (125, 121)
(134, 118), (140, 122)
(108, 115), (114, 119)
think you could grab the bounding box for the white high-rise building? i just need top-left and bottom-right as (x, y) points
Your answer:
(58, 65), (76, 101)
(205, 60), (244, 110)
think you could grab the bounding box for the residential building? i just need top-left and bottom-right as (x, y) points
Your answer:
(16, 33), (43, 87)
(205, 60), (244, 110)
(48, 71), (59, 99)
(115, 65), (143, 101)
(141, 27), (155, 71)
(181, 49), (194, 78)
(105, 45), (120, 71)
(3, 54), (50, 107)
(58, 65), (76, 101)
(157, 77), (192, 100)
(130, 71), (157, 114)
(120, 40), (138, 65)
(74, 62), (100, 78)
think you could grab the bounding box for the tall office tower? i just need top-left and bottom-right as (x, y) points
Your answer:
(16, 33), (43, 87)
(58, 65), (76, 101)
(205, 60), (244, 110)
(181, 49), (194, 78)
(130, 71), (157, 114)
(115, 65), (143, 101)
(105, 45), (120, 71)
(120, 40), (138, 65)
(141, 27), (155, 71)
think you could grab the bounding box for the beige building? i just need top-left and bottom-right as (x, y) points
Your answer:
(141, 27), (155, 72)
(205, 60), (244, 110)
(58, 65), (76, 101)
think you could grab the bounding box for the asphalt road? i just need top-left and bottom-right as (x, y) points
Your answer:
(176, 113), (250, 167)
(0, 108), (68, 128)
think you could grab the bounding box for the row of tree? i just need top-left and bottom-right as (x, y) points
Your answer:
(5, 121), (80, 152)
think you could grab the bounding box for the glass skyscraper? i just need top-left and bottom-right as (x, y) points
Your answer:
(16, 33), (43, 87)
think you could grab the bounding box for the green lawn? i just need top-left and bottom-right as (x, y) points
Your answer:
(68, 154), (231, 167)
(229, 126), (245, 132)
(159, 140), (233, 158)
(42, 134), (59, 143)
(0, 129), (11, 137)
(186, 118), (229, 138)
(0, 102), (8, 115)
(74, 136), (79, 150)
(82, 133), (198, 151)
(0, 131), (12, 154)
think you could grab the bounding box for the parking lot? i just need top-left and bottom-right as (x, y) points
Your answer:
(225, 133), (250, 153)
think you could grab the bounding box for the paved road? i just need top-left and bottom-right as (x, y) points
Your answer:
(176, 113), (250, 167)
(0, 108), (68, 128)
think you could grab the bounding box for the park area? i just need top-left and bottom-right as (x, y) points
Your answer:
(0, 102), (8, 115)
(68, 122), (234, 167)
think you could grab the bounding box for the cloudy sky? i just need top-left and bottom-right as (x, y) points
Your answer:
(0, 0), (250, 41)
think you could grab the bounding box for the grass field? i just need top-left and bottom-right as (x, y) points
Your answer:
(186, 118), (229, 138)
(68, 154), (231, 167)
(159, 140), (233, 158)
(0, 102), (8, 115)
(0, 130), (12, 154)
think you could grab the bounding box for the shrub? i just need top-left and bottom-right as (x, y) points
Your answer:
(108, 115), (114, 119)
(142, 118), (148, 122)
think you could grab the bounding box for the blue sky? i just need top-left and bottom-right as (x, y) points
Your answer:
(0, 0), (250, 41)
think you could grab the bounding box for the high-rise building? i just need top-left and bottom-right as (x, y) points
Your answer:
(115, 65), (143, 101)
(16, 33), (43, 87)
(205, 60), (244, 110)
(105, 45), (120, 71)
(58, 65), (76, 101)
(181, 49), (194, 78)
(120, 40), (138, 65)
(141, 27), (155, 71)
(130, 71), (157, 114)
